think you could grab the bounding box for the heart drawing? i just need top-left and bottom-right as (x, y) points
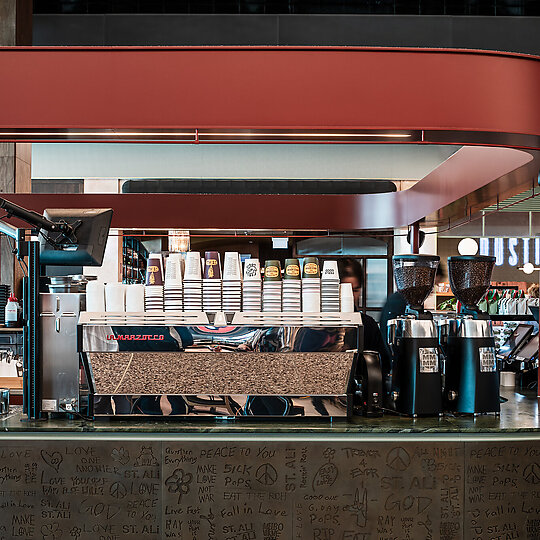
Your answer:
(40, 450), (63, 473)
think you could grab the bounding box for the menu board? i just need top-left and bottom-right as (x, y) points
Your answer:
(0, 439), (537, 539)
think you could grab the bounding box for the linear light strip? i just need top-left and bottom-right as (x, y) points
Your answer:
(0, 131), (411, 138)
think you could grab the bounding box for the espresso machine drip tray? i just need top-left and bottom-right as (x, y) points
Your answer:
(79, 319), (361, 418)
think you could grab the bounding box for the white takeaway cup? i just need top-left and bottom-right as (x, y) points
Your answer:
(243, 258), (262, 281)
(223, 252), (242, 281)
(184, 251), (202, 280)
(322, 260), (340, 280)
(165, 253), (183, 286)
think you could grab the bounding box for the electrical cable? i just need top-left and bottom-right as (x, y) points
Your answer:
(5, 235), (27, 277)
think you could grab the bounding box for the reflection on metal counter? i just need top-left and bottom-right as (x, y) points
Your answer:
(78, 311), (362, 418)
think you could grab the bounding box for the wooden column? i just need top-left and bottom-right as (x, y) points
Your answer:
(0, 0), (32, 299)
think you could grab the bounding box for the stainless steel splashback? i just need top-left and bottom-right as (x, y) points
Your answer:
(40, 293), (85, 413)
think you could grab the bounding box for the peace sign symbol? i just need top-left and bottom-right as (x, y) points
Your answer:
(523, 463), (540, 484)
(109, 481), (127, 499)
(386, 447), (410, 471)
(256, 463), (277, 486)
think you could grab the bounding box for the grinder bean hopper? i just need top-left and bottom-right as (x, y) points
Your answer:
(439, 255), (499, 414)
(387, 254), (443, 416)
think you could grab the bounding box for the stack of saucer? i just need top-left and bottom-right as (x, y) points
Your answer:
(164, 253), (183, 311)
(222, 252), (242, 313)
(282, 258), (302, 312)
(302, 257), (321, 313)
(145, 252), (164, 311)
(203, 251), (222, 313)
(263, 260), (282, 312)
(183, 251), (203, 312)
(321, 260), (341, 312)
(242, 258), (262, 311)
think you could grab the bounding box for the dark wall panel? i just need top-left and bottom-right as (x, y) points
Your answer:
(105, 14), (279, 46)
(33, 13), (540, 54)
(33, 14), (105, 45)
(278, 14), (453, 47)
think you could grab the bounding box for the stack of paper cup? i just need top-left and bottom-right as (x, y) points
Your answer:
(282, 258), (302, 312)
(340, 282), (355, 313)
(164, 253), (183, 311)
(86, 280), (105, 312)
(182, 251), (203, 311)
(263, 260), (282, 312)
(105, 283), (126, 312)
(321, 260), (341, 312)
(203, 251), (222, 313)
(242, 258), (262, 311)
(302, 257), (321, 312)
(125, 283), (145, 312)
(145, 252), (164, 311)
(222, 252), (242, 313)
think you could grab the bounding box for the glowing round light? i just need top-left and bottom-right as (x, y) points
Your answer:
(457, 238), (479, 256)
(522, 262), (535, 275)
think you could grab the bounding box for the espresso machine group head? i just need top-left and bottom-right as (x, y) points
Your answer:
(388, 255), (443, 416)
(440, 255), (499, 414)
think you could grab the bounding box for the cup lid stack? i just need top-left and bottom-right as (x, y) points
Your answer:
(164, 253), (183, 311)
(203, 251), (222, 313)
(183, 251), (203, 312)
(145, 252), (164, 311)
(302, 257), (321, 313)
(242, 258), (262, 312)
(222, 252), (242, 313)
(321, 260), (341, 312)
(282, 258), (302, 312)
(263, 260), (282, 312)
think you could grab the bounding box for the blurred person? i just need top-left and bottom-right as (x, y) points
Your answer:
(337, 258), (391, 375)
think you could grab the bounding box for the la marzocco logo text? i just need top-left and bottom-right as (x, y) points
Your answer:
(107, 334), (164, 341)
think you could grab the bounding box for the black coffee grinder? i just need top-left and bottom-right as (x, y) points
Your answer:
(439, 255), (499, 414)
(387, 255), (442, 416)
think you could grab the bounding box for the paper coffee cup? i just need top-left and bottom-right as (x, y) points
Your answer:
(322, 260), (340, 280)
(302, 257), (320, 278)
(264, 260), (282, 281)
(223, 252), (242, 281)
(340, 283), (354, 313)
(204, 251), (222, 279)
(184, 251), (202, 280)
(145, 252), (164, 286)
(284, 258), (301, 280)
(244, 259), (261, 281)
(165, 253), (183, 286)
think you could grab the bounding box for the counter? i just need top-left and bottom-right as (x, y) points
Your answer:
(0, 391), (538, 540)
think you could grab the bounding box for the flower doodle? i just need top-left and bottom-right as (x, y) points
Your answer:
(165, 468), (193, 503)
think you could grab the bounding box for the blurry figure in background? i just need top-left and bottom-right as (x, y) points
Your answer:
(337, 258), (391, 375)
(527, 283), (539, 298)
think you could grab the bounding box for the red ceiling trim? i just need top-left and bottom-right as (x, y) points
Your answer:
(0, 47), (538, 140)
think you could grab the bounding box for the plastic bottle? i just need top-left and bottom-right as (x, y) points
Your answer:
(5, 295), (19, 328)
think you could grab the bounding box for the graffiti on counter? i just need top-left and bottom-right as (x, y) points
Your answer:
(0, 441), (537, 539)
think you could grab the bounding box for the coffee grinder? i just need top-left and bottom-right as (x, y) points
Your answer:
(439, 255), (499, 414)
(387, 255), (442, 416)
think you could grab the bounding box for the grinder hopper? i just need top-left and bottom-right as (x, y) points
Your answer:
(447, 255), (495, 317)
(392, 255), (440, 317)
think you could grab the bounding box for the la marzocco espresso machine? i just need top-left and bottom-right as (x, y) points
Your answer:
(439, 255), (499, 414)
(387, 255), (443, 416)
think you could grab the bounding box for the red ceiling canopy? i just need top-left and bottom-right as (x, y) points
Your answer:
(0, 46), (538, 146)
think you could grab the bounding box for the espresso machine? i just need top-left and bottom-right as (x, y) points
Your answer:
(387, 254), (442, 416)
(439, 255), (499, 414)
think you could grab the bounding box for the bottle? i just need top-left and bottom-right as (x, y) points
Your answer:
(5, 295), (19, 328)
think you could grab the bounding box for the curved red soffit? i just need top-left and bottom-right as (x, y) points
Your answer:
(0, 47), (538, 145)
(3, 146), (533, 230)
